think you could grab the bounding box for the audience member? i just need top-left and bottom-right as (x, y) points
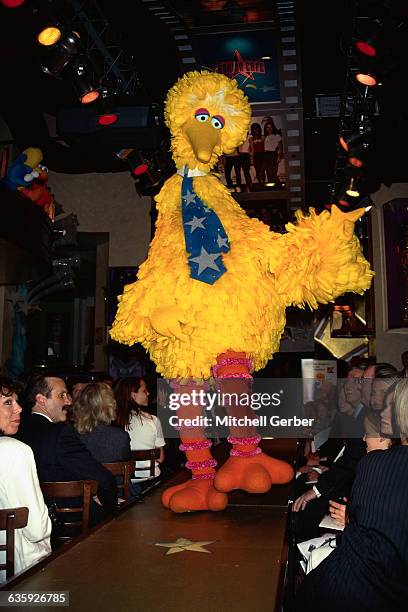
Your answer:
(399, 350), (408, 377)
(293, 362), (395, 540)
(115, 377), (165, 484)
(329, 366), (366, 438)
(295, 377), (408, 612)
(71, 381), (89, 402)
(73, 382), (131, 463)
(364, 364), (399, 434)
(18, 375), (117, 537)
(0, 377), (51, 582)
(73, 382), (141, 501)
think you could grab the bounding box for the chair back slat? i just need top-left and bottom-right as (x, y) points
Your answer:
(0, 507), (29, 579)
(131, 448), (160, 478)
(102, 461), (136, 503)
(40, 480), (98, 543)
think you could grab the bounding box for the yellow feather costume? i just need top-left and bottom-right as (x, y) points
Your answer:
(110, 72), (373, 380)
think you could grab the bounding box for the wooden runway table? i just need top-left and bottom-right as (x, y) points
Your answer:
(1, 439), (298, 612)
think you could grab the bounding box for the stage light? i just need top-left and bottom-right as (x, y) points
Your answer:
(81, 90), (99, 104)
(346, 177), (360, 198)
(355, 71), (377, 86)
(115, 148), (169, 196)
(353, 52), (379, 87)
(98, 113), (118, 125)
(339, 134), (349, 152)
(339, 122), (372, 163)
(132, 163), (149, 175)
(38, 26), (61, 46)
(1, 0), (25, 7)
(73, 60), (100, 104)
(355, 40), (377, 57)
(41, 31), (80, 77)
(334, 173), (368, 210)
(97, 92), (119, 126)
(135, 165), (164, 197)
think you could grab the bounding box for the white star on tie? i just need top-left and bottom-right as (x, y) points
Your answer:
(184, 189), (196, 206)
(185, 216), (206, 233)
(217, 235), (229, 249)
(190, 247), (221, 275)
(203, 205), (211, 214)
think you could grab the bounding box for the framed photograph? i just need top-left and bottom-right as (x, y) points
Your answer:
(217, 111), (286, 192)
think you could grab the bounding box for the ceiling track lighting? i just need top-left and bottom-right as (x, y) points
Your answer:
(41, 31), (80, 77)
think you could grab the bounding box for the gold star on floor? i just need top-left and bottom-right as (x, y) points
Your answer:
(155, 537), (216, 555)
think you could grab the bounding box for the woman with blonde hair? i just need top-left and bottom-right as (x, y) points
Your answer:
(73, 382), (131, 464)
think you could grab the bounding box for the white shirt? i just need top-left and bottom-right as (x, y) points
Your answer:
(126, 412), (165, 480)
(264, 133), (282, 152)
(0, 437), (51, 583)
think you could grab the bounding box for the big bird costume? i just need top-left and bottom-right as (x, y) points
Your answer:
(111, 71), (373, 513)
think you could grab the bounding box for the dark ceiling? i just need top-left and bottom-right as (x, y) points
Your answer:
(0, 0), (407, 199)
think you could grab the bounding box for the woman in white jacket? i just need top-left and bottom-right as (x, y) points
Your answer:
(0, 377), (51, 583)
(114, 377), (165, 483)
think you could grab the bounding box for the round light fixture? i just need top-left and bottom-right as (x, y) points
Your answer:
(38, 26), (61, 46)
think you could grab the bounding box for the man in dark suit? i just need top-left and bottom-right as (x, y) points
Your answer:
(292, 363), (398, 541)
(18, 375), (117, 539)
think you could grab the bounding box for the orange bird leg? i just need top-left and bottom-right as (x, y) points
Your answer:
(161, 379), (228, 513)
(213, 350), (294, 494)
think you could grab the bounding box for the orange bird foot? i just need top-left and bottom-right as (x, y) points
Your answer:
(161, 478), (228, 513)
(214, 453), (294, 494)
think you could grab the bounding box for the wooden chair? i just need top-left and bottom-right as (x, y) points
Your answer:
(101, 460), (136, 504)
(40, 480), (98, 544)
(131, 448), (161, 478)
(0, 507), (29, 580)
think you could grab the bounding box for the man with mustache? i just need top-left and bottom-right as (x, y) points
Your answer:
(18, 375), (117, 543)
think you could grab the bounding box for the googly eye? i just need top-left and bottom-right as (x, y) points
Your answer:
(211, 115), (225, 130)
(195, 108), (210, 123)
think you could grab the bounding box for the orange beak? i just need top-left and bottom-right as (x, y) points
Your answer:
(183, 117), (221, 164)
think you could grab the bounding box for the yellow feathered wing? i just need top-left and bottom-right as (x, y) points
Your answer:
(271, 205), (374, 309)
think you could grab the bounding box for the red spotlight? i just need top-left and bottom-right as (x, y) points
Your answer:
(1, 0), (25, 7)
(355, 40), (377, 57)
(348, 156), (364, 168)
(98, 113), (119, 126)
(132, 164), (149, 176)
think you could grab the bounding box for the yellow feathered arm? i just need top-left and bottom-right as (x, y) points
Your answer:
(272, 205), (374, 309)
